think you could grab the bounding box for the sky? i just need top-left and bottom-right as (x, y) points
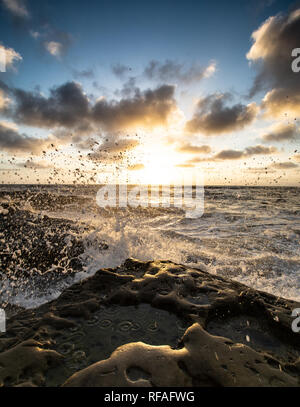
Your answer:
(0, 0), (299, 185)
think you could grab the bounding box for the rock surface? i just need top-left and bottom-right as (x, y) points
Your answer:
(0, 258), (299, 387)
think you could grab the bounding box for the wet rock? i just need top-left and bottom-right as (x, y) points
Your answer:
(0, 339), (63, 386)
(0, 259), (299, 387)
(63, 323), (298, 387)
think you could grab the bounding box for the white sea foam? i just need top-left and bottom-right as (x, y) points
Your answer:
(0, 185), (299, 308)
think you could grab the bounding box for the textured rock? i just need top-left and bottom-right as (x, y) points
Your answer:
(0, 339), (63, 386)
(63, 323), (298, 387)
(0, 258), (299, 387)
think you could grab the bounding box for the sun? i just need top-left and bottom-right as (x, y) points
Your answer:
(134, 142), (182, 185)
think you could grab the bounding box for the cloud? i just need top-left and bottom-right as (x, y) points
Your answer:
(271, 161), (299, 169)
(185, 144), (277, 163)
(92, 84), (177, 131)
(247, 9), (300, 117)
(293, 154), (300, 162)
(72, 69), (95, 79)
(0, 121), (52, 154)
(175, 143), (211, 154)
(11, 81), (91, 129)
(144, 59), (216, 84)
(0, 44), (22, 71)
(213, 149), (245, 160)
(3, 81), (178, 133)
(25, 14), (72, 59)
(111, 63), (132, 78)
(97, 137), (139, 153)
(44, 41), (63, 57)
(74, 137), (100, 150)
(18, 159), (52, 169)
(115, 77), (139, 98)
(29, 30), (40, 39)
(43, 31), (72, 59)
(244, 145), (277, 155)
(1, 0), (29, 18)
(0, 89), (10, 110)
(35, 28), (72, 59)
(88, 135), (140, 163)
(185, 93), (258, 135)
(262, 123), (299, 142)
(215, 145), (277, 160)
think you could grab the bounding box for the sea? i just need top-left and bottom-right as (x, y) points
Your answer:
(0, 184), (299, 308)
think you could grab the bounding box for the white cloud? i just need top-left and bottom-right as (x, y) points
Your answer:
(0, 44), (22, 72)
(44, 41), (63, 58)
(0, 120), (18, 131)
(203, 61), (217, 78)
(262, 123), (299, 142)
(246, 9), (300, 117)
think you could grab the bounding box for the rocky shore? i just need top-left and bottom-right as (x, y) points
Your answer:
(0, 258), (299, 387)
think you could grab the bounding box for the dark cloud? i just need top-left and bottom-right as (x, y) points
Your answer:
(92, 84), (177, 131)
(11, 81), (90, 129)
(175, 143), (211, 154)
(144, 59), (216, 84)
(214, 149), (245, 160)
(215, 145), (276, 160)
(244, 145), (277, 155)
(0, 122), (52, 154)
(262, 123), (299, 142)
(185, 144), (277, 163)
(185, 93), (258, 135)
(3, 81), (177, 133)
(247, 9), (300, 117)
